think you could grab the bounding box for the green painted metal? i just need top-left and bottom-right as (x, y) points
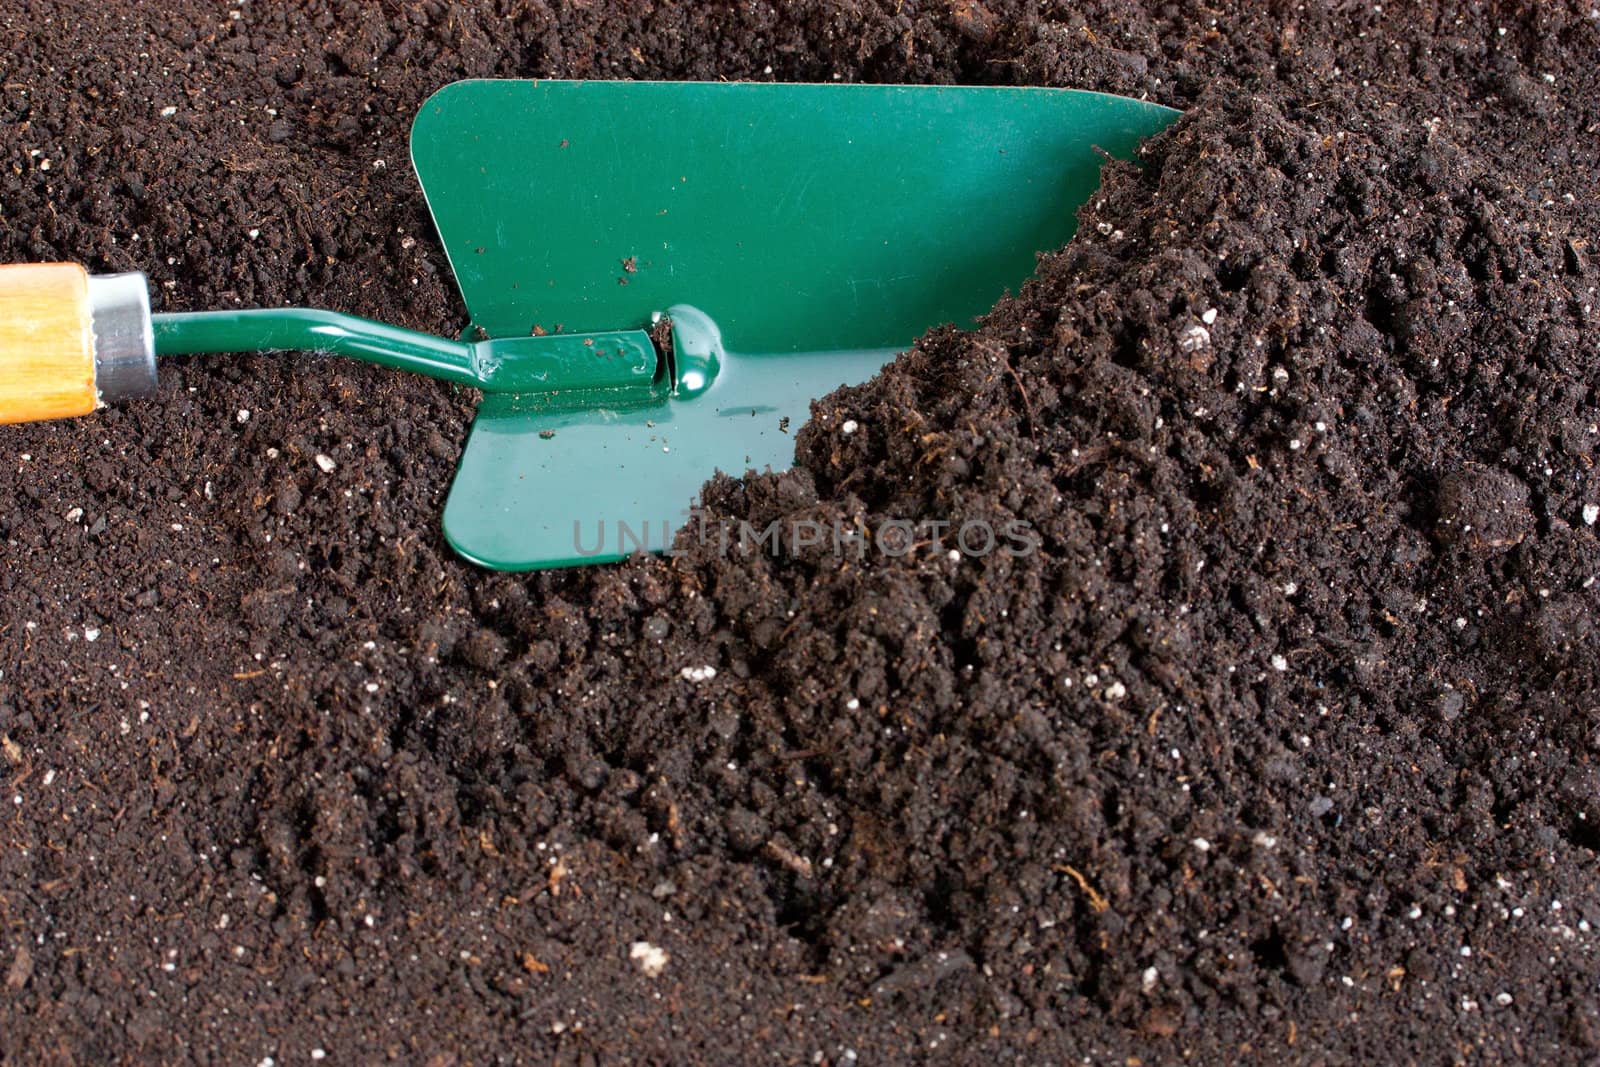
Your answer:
(416, 80), (1180, 569)
(152, 308), (658, 396)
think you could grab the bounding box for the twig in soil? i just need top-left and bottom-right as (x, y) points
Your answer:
(763, 840), (815, 879)
(1053, 864), (1109, 913)
(973, 338), (1037, 437)
(1146, 703), (1166, 736)
(548, 857), (570, 896)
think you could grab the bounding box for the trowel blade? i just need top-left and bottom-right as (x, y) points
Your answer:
(443, 347), (893, 570)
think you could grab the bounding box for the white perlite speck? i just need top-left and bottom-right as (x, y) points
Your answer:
(314, 454), (337, 473)
(679, 665), (717, 683)
(1178, 324), (1211, 351)
(1201, 308), (1218, 325)
(1270, 654), (1288, 671)
(237, 409), (250, 424)
(630, 940), (670, 977)
(1583, 504), (1598, 526)
(841, 419), (859, 435)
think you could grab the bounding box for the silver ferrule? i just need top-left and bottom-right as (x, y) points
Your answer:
(87, 272), (157, 403)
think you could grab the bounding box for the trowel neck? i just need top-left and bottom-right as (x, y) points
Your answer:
(152, 308), (485, 389)
(151, 308), (675, 398)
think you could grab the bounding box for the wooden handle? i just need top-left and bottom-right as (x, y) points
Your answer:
(0, 263), (99, 425)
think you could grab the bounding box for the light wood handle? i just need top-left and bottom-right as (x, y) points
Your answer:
(0, 263), (99, 425)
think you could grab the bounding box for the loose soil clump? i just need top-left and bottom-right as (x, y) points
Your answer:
(1, 2), (1597, 1063)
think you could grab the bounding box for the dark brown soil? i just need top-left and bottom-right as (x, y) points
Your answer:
(3, 2), (1599, 1063)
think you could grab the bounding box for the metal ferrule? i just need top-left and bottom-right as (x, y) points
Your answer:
(87, 272), (157, 403)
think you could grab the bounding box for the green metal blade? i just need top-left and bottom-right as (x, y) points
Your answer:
(447, 345), (888, 570)
(411, 80), (1180, 570)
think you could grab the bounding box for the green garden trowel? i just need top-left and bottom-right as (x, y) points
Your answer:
(0, 80), (1178, 570)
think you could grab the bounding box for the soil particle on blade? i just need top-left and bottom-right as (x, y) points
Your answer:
(649, 313), (676, 373)
(1, 2), (1599, 1065)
